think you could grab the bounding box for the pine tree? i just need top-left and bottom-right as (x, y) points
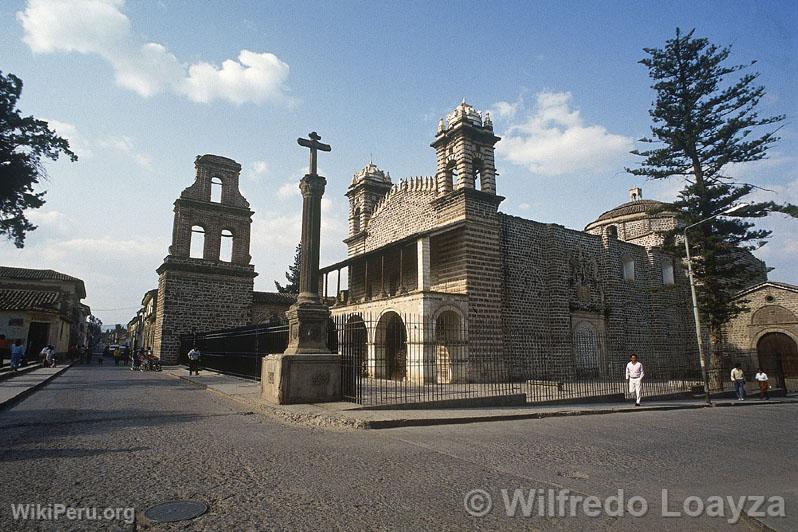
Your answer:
(628, 28), (797, 386)
(0, 71), (77, 247)
(275, 243), (301, 293)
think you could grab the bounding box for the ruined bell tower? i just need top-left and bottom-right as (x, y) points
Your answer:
(153, 155), (257, 363)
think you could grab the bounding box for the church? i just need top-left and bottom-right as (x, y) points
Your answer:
(319, 101), (794, 392)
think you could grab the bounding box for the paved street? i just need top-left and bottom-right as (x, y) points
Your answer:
(0, 365), (795, 531)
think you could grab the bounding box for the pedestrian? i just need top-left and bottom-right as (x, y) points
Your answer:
(113, 346), (121, 366)
(625, 353), (644, 406)
(39, 345), (50, 365)
(755, 368), (770, 400)
(187, 347), (201, 376)
(45, 345), (56, 368)
(10, 340), (25, 371)
(731, 363), (746, 401)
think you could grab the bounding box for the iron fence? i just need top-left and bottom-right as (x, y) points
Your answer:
(334, 311), (707, 407)
(178, 323), (290, 380)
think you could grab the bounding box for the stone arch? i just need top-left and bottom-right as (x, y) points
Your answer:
(189, 225), (205, 258)
(435, 309), (465, 384)
(751, 305), (797, 326)
(445, 160), (457, 192)
(210, 176), (223, 203)
(756, 331), (798, 383)
(573, 321), (600, 379)
(472, 157), (484, 191)
(220, 228), (234, 262)
(374, 311), (407, 380)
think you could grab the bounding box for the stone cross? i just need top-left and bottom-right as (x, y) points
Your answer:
(297, 132), (331, 176)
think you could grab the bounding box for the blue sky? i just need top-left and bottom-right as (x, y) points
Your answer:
(2, 0), (796, 327)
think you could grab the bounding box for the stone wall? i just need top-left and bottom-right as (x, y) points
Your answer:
(153, 258), (255, 363)
(722, 284), (798, 372)
(499, 213), (697, 382)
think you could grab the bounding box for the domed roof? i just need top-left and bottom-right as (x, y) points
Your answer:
(594, 198), (665, 222)
(351, 162), (390, 185)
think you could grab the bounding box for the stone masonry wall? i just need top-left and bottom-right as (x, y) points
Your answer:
(153, 261), (254, 363)
(500, 214), (697, 382)
(722, 285), (798, 372)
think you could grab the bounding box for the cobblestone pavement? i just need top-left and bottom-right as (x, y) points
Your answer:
(0, 365), (794, 531)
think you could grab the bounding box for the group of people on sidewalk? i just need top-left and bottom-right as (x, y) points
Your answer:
(731, 363), (773, 401)
(624, 355), (777, 405)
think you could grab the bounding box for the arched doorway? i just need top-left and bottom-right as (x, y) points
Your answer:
(376, 312), (407, 381)
(435, 310), (463, 384)
(757, 332), (798, 387)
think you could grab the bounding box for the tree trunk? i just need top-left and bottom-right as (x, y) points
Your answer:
(708, 325), (725, 391)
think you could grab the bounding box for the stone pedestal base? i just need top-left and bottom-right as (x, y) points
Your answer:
(261, 353), (341, 404)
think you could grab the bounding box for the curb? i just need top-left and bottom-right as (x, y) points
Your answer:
(0, 363), (73, 411)
(0, 363), (44, 382)
(164, 370), (797, 430)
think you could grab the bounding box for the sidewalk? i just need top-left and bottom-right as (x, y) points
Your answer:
(0, 364), (72, 410)
(163, 367), (798, 430)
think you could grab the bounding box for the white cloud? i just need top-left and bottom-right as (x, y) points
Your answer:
(251, 160), (269, 177)
(277, 182), (300, 200)
(17, 0), (290, 105)
(180, 50), (290, 105)
(496, 91), (633, 176)
(491, 99), (521, 120)
(518, 202), (531, 210)
(97, 135), (152, 168)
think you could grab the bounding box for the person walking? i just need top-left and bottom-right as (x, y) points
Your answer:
(10, 340), (25, 371)
(45, 345), (56, 368)
(187, 347), (201, 376)
(113, 346), (121, 366)
(731, 363), (746, 400)
(755, 368), (770, 400)
(625, 353), (644, 406)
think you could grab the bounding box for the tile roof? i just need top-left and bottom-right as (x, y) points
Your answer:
(0, 288), (61, 312)
(0, 266), (86, 298)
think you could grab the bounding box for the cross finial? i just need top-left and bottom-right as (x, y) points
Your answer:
(297, 131), (331, 175)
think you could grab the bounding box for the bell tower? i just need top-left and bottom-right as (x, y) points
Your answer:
(431, 101), (500, 195)
(344, 162), (392, 256)
(153, 155), (257, 364)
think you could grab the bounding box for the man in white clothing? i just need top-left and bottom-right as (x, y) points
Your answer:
(625, 353), (644, 406)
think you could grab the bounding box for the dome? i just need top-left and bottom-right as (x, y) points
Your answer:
(351, 162), (390, 185)
(593, 199), (665, 223)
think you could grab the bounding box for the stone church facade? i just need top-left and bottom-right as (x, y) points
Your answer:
(320, 101), (785, 387)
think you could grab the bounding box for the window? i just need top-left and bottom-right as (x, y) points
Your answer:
(352, 207), (361, 234)
(662, 262), (675, 286)
(190, 225), (205, 258)
(473, 159), (483, 191)
(8, 318), (23, 327)
(220, 229), (234, 262)
(606, 225), (618, 239)
(444, 161), (457, 192)
(623, 258), (635, 281)
(211, 177), (223, 203)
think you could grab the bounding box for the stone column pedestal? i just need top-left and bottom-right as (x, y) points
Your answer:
(261, 352), (341, 404)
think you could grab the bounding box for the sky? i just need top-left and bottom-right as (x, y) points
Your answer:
(1, 0), (796, 327)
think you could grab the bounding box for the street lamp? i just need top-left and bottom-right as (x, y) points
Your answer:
(684, 203), (750, 405)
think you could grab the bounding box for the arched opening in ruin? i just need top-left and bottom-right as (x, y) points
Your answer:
(189, 225), (205, 258)
(220, 229), (234, 262)
(375, 311), (407, 381)
(211, 177), (223, 203)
